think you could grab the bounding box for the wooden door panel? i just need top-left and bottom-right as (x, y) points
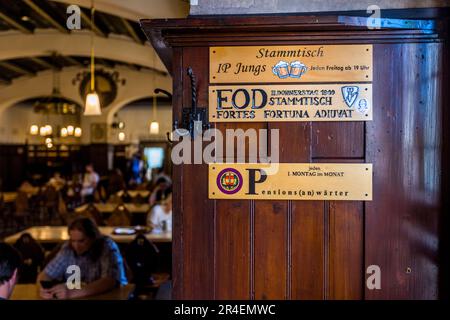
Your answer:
(291, 201), (326, 299)
(365, 43), (442, 299)
(329, 201), (364, 299)
(215, 200), (251, 299)
(312, 122), (365, 159)
(254, 200), (288, 299)
(148, 17), (447, 300)
(178, 47), (215, 299)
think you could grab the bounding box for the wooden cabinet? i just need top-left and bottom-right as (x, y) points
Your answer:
(142, 15), (449, 299)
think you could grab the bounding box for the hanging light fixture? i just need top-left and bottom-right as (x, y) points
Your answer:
(84, 0), (101, 116)
(74, 127), (82, 137)
(30, 125), (39, 135)
(149, 95), (159, 134)
(149, 49), (159, 135)
(45, 125), (53, 135)
(118, 132), (125, 141)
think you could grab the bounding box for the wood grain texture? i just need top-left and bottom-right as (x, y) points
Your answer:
(178, 47), (215, 299)
(365, 43), (442, 299)
(143, 16), (448, 300)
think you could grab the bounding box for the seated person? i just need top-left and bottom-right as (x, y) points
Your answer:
(37, 217), (127, 299)
(0, 243), (22, 300)
(48, 172), (66, 191)
(149, 177), (172, 206)
(18, 180), (35, 194)
(147, 187), (172, 232)
(81, 164), (99, 203)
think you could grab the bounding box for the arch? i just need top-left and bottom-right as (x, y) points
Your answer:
(0, 65), (171, 117)
(0, 30), (165, 71)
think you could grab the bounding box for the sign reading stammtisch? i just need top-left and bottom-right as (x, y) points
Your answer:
(209, 163), (372, 201)
(210, 45), (372, 83)
(209, 83), (372, 122)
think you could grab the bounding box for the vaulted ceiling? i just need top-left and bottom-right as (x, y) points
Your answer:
(0, 0), (187, 84)
(0, 0), (187, 121)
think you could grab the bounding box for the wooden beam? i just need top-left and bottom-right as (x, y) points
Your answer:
(97, 58), (114, 68)
(63, 56), (83, 67)
(80, 10), (107, 37)
(23, 0), (68, 33)
(0, 77), (12, 86)
(0, 10), (33, 33)
(121, 18), (143, 44)
(0, 61), (35, 76)
(29, 57), (54, 69)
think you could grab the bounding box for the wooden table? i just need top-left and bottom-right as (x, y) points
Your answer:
(75, 203), (151, 214)
(1, 188), (40, 203)
(117, 190), (150, 198)
(1, 192), (17, 203)
(4, 226), (172, 244)
(11, 284), (135, 300)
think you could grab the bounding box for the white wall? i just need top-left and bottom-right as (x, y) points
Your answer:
(109, 103), (172, 144)
(0, 104), (80, 145)
(0, 102), (172, 145)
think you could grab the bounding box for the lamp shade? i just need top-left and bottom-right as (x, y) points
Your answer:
(149, 121), (159, 135)
(84, 92), (101, 115)
(45, 125), (52, 135)
(74, 127), (82, 137)
(30, 125), (39, 135)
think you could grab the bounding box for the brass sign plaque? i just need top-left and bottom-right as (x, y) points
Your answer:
(209, 163), (372, 201)
(210, 45), (372, 83)
(209, 84), (372, 122)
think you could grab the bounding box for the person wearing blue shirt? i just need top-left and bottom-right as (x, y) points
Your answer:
(37, 217), (127, 299)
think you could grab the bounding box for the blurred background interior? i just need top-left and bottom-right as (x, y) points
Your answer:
(0, 0), (189, 300)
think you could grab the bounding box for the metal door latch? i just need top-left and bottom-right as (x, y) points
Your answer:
(172, 67), (210, 140)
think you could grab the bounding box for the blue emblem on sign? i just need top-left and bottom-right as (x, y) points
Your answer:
(341, 86), (359, 108)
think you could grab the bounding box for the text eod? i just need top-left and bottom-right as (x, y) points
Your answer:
(216, 88), (267, 118)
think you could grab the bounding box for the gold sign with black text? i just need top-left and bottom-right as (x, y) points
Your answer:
(209, 163), (372, 201)
(209, 84), (372, 122)
(210, 45), (372, 83)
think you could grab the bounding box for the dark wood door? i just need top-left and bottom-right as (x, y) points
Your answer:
(142, 15), (448, 300)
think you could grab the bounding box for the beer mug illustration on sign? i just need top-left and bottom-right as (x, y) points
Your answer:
(289, 61), (307, 78)
(272, 61), (290, 79)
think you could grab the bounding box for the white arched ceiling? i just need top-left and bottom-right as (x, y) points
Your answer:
(49, 0), (189, 21)
(0, 30), (166, 72)
(0, 65), (172, 119)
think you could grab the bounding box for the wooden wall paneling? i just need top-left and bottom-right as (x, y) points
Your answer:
(252, 122), (286, 300)
(312, 122), (364, 159)
(365, 43), (442, 299)
(439, 22), (450, 300)
(215, 199), (252, 299)
(142, 15), (446, 300)
(178, 46), (215, 299)
(315, 155), (365, 301)
(215, 122), (265, 299)
(171, 47), (184, 299)
(318, 155), (365, 299)
(269, 122), (327, 300)
(328, 201), (364, 299)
